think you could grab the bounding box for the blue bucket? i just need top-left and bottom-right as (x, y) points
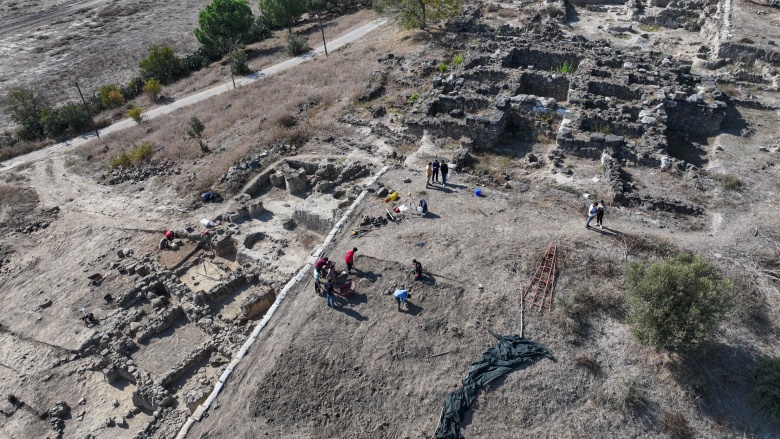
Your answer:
(475, 188), (482, 197)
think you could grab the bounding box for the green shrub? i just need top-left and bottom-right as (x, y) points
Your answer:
(121, 77), (145, 101)
(554, 60), (575, 74)
(286, 33), (311, 56)
(100, 84), (125, 109)
(452, 53), (464, 66)
(143, 78), (162, 102)
(720, 174), (743, 191)
(408, 92), (420, 103)
(182, 49), (211, 72)
(626, 254), (733, 352)
(437, 63), (449, 73)
(250, 15), (272, 41)
(109, 141), (153, 169)
(139, 44), (184, 84)
(127, 106), (143, 124)
(755, 357), (780, 421)
(229, 48), (250, 75)
(41, 104), (92, 139)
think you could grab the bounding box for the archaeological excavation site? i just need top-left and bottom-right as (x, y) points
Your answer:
(0, 0), (779, 437)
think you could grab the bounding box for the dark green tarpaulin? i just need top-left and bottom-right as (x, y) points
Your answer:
(435, 332), (554, 439)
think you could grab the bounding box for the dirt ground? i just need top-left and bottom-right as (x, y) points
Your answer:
(0, 0), (779, 438)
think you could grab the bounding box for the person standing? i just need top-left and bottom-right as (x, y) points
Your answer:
(425, 162), (433, 187)
(586, 202), (598, 228)
(412, 259), (423, 281)
(324, 281), (336, 308)
(432, 159), (440, 184)
(440, 160), (449, 186)
(596, 200), (606, 229)
(393, 288), (411, 312)
(313, 267), (322, 295)
(345, 247), (357, 274)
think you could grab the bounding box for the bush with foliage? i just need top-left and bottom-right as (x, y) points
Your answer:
(755, 357), (780, 421)
(229, 48), (250, 75)
(143, 78), (163, 102)
(121, 77), (145, 101)
(626, 253), (733, 352)
(182, 48), (212, 73)
(41, 104), (92, 139)
(286, 33), (311, 56)
(109, 141), (153, 169)
(453, 53), (464, 66)
(127, 106), (143, 124)
(99, 84), (125, 109)
(2, 87), (49, 141)
(139, 45), (184, 84)
(195, 0), (255, 56)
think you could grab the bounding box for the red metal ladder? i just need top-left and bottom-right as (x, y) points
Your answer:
(522, 243), (557, 313)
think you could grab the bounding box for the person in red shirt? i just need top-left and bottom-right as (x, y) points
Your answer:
(345, 247), (357, 274)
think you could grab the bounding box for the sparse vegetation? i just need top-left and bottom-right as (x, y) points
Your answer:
(718, 174), (744, 191)
(452, 53), (464, 66)
(187, 117), (208, 152)
(639, 23), (660, 32)
(127, 106), (143, 124)
(574, 356), (601, 375)
(109, 141), (153, 169)
(276, 114), (297, 127)
(437, 63), (449, 73)
(754, 357), (780, 421)
(626, 253), (734, 353)
(408, 92), (420, 103)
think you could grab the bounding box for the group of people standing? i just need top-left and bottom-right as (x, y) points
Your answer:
(586, 200), (607, 229)
(425, 158), (449, 187)
(312, 248), (358, 308)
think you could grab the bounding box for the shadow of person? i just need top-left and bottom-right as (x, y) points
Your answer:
(334, 305), (368, 321)
(424, 212), (441, 219)
(405, 301), (423, 316)
(358, 271), (382, 282)
(588, 226), (621, 237)
(421, 273), (437, 286)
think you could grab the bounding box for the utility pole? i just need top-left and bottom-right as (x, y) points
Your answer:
(74, 81), (99, 139)
(316, 9), (328, 57)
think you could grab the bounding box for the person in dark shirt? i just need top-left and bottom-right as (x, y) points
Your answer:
(412, 259), (423, 281)
(432, 159), (440, 183)
(440, 160), (449, 186)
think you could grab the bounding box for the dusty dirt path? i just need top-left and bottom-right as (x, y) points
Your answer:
(0, 18), (387, 172)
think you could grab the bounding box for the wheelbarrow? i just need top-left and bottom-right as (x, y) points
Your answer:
(337, 281), (356, 298)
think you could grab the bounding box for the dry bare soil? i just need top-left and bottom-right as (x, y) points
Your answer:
(0, 0), (779, 439)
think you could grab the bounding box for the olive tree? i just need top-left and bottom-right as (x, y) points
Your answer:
(626, 254), (733, 353)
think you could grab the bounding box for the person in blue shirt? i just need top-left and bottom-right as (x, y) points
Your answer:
(393, 289), (411, 312)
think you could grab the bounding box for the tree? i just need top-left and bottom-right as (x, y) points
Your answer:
(143, 78), (163, 102)
(625, 254), (733, 353)
(187, 117), (208, 152)
(139, 45), (184, 84)
(2, 87), (49, 140)
(755, 357), (780, 421)
(377, 0), (461, 29)
(195, 0), (255, 56)
(259, 0), (307, 33)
